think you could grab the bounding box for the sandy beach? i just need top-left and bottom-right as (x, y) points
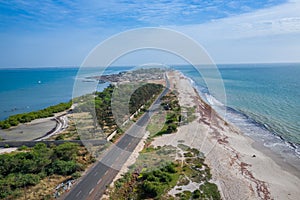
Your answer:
(149, 71), (300, 200)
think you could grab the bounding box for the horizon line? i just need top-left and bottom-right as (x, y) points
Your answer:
(0, 61), (300, 69)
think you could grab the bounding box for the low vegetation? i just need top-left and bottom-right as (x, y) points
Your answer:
(110, 162), (179, 200)
(147, 92), (196, 140)
(0, 142), (94, 199)
(108, 90), (220, 200)
(109, 145), (221, 200)
(75, 83), (163, 136)
(152, 91), (181, 137)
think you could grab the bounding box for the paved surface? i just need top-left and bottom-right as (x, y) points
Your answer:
(35, 114), (68, 141)
(64, 75), (170, 200)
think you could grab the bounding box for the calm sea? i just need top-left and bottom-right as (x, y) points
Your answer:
(0, 66), (130, 120)
(173, 63), (300, 166)
(0, 64), (299, 161)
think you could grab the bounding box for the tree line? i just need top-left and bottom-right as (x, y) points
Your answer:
(75, 83), (163, 135)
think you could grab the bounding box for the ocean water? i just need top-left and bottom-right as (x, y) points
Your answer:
(0, 64), (299, 163)
(173, 63), (300, 165)
(0, 66), (132, 120)
(0, 67), (77, 120)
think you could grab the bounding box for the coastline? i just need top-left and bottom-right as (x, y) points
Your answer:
(251, 141), (300, 178)
(1, 68), (299, 199)
(180, 70), (300, 172)
(150, 71), (300, 199)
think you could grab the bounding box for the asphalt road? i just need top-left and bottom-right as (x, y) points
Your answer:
(64, 74), (170, 200)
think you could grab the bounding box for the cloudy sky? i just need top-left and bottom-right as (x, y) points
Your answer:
(0, 0), (300, 67)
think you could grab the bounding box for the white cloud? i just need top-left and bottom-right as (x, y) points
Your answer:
(171, 0), (300, 39)
(168, 0), (300, 63)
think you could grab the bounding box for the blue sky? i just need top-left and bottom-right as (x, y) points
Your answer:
(0, 0), (299, 67)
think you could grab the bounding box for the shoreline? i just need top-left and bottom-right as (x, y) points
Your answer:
(150, 70), (300, 199)
(180, 71), (300, 173)
(1, 69), (299, 199)
(251, 141), (300, 178)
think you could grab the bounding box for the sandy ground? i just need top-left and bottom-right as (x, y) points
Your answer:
(150, 71), (300, 200)
(0, 147), (18, 154)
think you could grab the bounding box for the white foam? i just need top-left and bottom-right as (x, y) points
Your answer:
(179, 70), (300, 163)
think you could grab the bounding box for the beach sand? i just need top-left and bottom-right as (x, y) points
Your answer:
(150, 71), (300, 200)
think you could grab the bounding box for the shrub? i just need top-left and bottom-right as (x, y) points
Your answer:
(18, 145), (28, 151)
(71, 172), (81, 179)
(192, 189), (201, 199)
(54, 142), (78, 161)
(200, 182), (221, 200)
(51, 160), (78, 175)
(1, 123), (11, 129)
(55, 134), (65, 140)
(141, 181), (163, 198)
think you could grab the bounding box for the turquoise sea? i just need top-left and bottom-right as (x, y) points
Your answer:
(0, 64), (299, 162)
(173, 63), (300, 167)
(0, 67), (124, 120)
(174, 64), (300, 143)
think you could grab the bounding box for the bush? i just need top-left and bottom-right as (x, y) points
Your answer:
(164, 163), (176, 173)
(54, 142), (78, 161)
(1, 123), (11, 129)
(49, 160), (78, 175)
(192, 189), (201, 199)
(184, 152), (193, 157)
(55, 134), (65, 140)
(5, 173), (40, 188)
(200, 182), (221, 200)
(71, 172), (81, 179)
(141, 181), (163, 198)
(139, 163), (177, 199)
(18, 145), (28, 151)
(0, 142), (85, 199)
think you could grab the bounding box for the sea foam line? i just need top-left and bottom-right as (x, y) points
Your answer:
(179, 70), (300, 160)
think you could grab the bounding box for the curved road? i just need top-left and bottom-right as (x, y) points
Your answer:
(35, 114), (68, 141)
